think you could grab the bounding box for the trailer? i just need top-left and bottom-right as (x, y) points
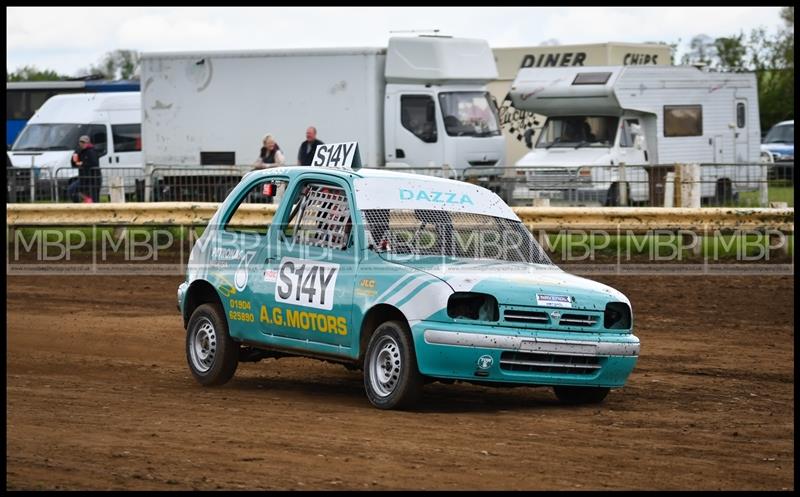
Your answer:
(508, 65), (762, 205)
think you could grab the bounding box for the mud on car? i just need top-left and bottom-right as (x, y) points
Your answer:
(178, 142), (640, 409)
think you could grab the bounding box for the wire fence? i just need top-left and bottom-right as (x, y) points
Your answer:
(6, 162), (794, 208)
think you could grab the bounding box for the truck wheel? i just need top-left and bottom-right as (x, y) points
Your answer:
(553, 386), (610, 405)
(186, 303), (239, 386)
(363, 320), (423, 410)
(714, 178), (734, 205)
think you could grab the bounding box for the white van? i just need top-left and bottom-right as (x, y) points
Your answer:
(7, 92), (142, 199)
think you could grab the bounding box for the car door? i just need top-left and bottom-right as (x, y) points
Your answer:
(261, 174), (357, 351)
(212, 174), (289, 344)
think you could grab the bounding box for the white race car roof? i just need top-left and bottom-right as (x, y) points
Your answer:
(352, 170), (518, 221)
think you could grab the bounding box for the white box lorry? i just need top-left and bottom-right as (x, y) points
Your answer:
(508, 65), (762, 205)
(140, 36), (506, 178)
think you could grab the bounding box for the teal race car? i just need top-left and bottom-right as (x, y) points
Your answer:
(178, 142), (639, 409)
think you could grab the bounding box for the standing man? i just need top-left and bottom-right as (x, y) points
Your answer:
(67, 135), (101, 202)
(297, 126), (324, 166)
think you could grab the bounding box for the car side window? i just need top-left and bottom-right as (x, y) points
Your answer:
(283, 182), (352, 250)
(225, 178), (289, 235)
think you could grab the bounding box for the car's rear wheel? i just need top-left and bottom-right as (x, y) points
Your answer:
(553, 386), (610, 405)
(363, 320), (423, 410)
(186, 303), (239, 386)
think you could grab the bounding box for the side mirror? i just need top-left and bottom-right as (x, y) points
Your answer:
(524, 128), (534, 149)
(634, 134), (644, 150)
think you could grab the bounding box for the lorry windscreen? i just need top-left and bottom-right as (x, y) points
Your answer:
(536, 116), (618, 149)
(361, 208), (552, 265)
(12, 123), (87, 151)
(438, 92), (502, 137)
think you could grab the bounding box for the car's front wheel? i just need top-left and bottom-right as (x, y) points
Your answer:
(553, 386), (610, 405)
(363, 321), (423, 410)
(186, 303), (239, 386)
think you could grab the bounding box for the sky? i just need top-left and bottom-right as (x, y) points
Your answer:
(6, 6), (786, 76)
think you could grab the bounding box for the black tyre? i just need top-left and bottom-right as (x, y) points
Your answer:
(553, 386), (610, 405)
(186, 303), (239, 386)
(363, 320), (423, 410)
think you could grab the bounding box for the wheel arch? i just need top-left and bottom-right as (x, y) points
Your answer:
(183, 279), (224, 328)
(358, 303), (410, 366)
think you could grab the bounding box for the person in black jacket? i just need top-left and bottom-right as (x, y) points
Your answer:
(67, 135), (101, 202)
(297, 126), (324, 166)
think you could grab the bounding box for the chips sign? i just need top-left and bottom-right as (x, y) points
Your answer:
(311, 142), (362, 170)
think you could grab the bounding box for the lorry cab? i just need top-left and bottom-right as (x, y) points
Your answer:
(7, 92), (142, 197)
(382, 36), (506, 173)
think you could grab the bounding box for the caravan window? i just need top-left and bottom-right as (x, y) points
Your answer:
(664, 105), (702, 137)
(736, 103), (746, 128)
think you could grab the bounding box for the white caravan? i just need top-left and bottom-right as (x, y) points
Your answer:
(140, 36), (505, 174)
(7, 92), (142, 198)
(509, 65), (761, 205)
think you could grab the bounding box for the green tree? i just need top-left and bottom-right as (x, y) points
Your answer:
(751, 7), (794, 131)
(78, 49), (141, 80)
(688, 8), (793, 132)
(6, 65), (68, 81)
(714, 33), (747, 71)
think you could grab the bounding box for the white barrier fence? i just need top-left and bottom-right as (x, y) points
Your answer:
(6, 162), (793, 207)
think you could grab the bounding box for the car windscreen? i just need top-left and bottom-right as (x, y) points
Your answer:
(361, 208), (552, 265)
(12, 123), (86, 151)
(536, 116), (618, 149)
(764, 124), (794, 144)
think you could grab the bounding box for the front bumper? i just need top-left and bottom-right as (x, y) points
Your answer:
(411, 322), (639, 388)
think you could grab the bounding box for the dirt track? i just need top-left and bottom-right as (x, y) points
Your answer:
(6, 272), (794, 490)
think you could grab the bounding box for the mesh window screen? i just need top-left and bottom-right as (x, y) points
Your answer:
(293, 185), (352, 249)
(361, 209), (551, 265)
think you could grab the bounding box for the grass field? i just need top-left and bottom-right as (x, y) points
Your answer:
(738, 180), (794, 207)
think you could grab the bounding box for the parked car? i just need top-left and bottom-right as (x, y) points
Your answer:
(177, 142), (640, 409)
(761, 120), (794, 181)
